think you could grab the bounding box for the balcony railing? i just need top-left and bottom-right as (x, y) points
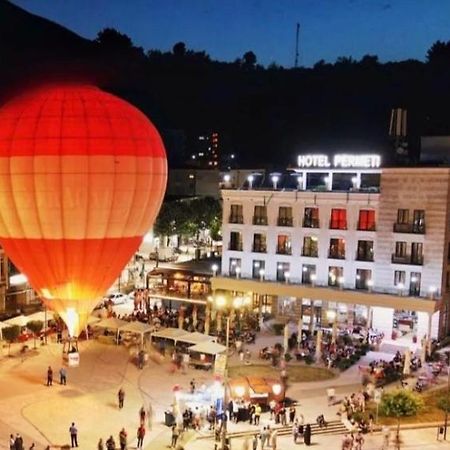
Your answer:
(253, 216), (268, 225)
(302, 250), (318, 257)
(391, 254), (424, 265)
(328, 251), (345, 260)
(277, 217), (293, 227)
(252, 246), (267, 253)
(229, 215), (243, 224)
(329, 222), (347, 230)
(356, 252), (374, 262)
(357, 223), (376, 231)
(393, 223), (426, 234)
(303, 219), (320, 228)
(228, 244), (243, 251)
(277, 247), (292, 255)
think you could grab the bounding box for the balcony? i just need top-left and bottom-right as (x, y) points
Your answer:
(276, 247), (292, 255)
(302, 250), (318, 258)
(252, 246), (267, 253)
(391, 254), (424, 265)
(329, 222), (347, 230)
(277, 217), (293, 227)
(357, 223), (376, 231)
(253, 217), (268, 226)
(229, 244), (243, 251)
(229, 215), (243, 224)
(328, 251), (345, 260)
(303, 219), (320, 228)
(393, 223), (425, 234)
(356, 253), (374, 262)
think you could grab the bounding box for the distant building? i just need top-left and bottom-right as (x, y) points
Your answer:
(189, 131), (220, 168)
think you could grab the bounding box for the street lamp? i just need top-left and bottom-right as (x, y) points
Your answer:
(212, 264), (218, 277)
(272, 383), (282, 396)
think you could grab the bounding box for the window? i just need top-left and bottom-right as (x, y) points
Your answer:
(329, 238), (345, 259)
(303, 207), (319, 228)
(303, 236), (318, 257)
(276, 262), (290, 282)
(395, 241), (407, 257)
(302, 264), (316, 284)
(278, 207), (293, 226)
(277, 235), (292, 255)
(229, 204), (243, 224)
(330, 208), (347, 230)
(410, 272), (421, 296)
(356, 240), (374, 261)
(252, 260), (265, 279)
(252, 233), (266, 253)
(355, 269), (371, 290)
(411, 242), (423, 265)
(358, 210), (376, 231)
(413, 210), (425, 233)
(397, 209), (409, 224)
(229, 231), (242, 251)
(394, 270), (406, 287)
(253, 205), (268, 225)
(229, 258), (241, 276)
(328, 266), (343, 287)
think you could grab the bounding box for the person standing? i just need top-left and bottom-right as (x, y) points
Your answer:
(252, 434), (258, 450)
(106, 436), (115, 450)
(69, 422), (78, 448)
(14, 434), (23, 450)
(170, 424), (179, 448)
(59, 367), (67, 385)
(119, 428), (127, 450)
(139, 406), (146, 424)
(270, 429), (278, 450)
(118, 388), (125, 409)
(354, 432), (364, 450)
(136, 425), (145, 449)
(28, 444), (35, 450)
(47, 366), (53, 386)
(254, 404), (261, 425)
(289, 405), (296, 423)
(9, 434), (15, 450)
(97, 438), (104, 450)
(304, 423), (311, 446)
(260, 427), (268, 449)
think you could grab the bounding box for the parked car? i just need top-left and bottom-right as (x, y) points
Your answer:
(103, 292), (129, 305)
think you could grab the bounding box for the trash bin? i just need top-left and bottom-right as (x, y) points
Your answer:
(164, 410), (175, 427)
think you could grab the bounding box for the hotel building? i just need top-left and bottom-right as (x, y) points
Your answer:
(214, 154), (450, 345)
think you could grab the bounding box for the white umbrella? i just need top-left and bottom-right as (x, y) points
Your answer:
(315, 329), (323, 361)
(403, 350), (411, 376)
(283, 323), (289, 354)
(297, 316), (303, 347)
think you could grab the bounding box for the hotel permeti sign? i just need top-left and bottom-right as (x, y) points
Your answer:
(297, 154), (381, 169)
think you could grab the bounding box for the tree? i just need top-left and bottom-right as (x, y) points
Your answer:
(173, 41), (187, 57)
(426, 40), (450, 66)
(27, 320), (44, 349)
(242, 51), (257, 67)
(96, 28), (133, 50)
(380, 390), (424, 440)
(2, 325), (20, 356)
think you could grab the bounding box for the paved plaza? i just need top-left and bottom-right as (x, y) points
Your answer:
(0, 329), (448, 450)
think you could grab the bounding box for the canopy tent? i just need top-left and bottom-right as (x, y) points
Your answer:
(5, 315), (29, 327)
(188, 341), (226, 355)
(151, 327), (188, 343)
(176, 331), (215, 345)
(119, 321), (154, 345)
(94, 317), (128, 344)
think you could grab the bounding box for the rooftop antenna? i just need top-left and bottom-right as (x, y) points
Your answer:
(294, 23), (300, 68)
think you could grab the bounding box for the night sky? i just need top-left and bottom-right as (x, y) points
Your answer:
(12, 0), (450, 67)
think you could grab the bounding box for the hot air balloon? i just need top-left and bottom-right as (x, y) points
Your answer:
(0, 84), (167, 337)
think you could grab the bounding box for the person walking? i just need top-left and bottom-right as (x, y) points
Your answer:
(59, 367), (67, 385)
(97, 438), (104, 450)
(119, 428), (127, 450)
(304, 423), (311, 446)
(260, 427), (268, 450)
(254, 404), (261, 425)
(28, 444), (35, 450)
(69, 422), (78, 448)
(46, 366), (53, 386)
(252, 434), (258, 450)
(106, 435), (115, 450)
(354, 432), (364, 450)
(118, 388), (125, 409)
(9, 434), (15, 450)
(136, 425), (145, 449)
(170, 424), (179, 448)
(139, 406), (146, 424)
(14, 434), (23, 450)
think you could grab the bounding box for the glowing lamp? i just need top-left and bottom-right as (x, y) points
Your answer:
(272, 383), (282, 396)
(235, 385), (245, 398)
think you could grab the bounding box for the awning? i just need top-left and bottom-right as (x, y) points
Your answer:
(151, 327), (189, 342)
(94, 317), (128, 331)
(188, 341), (226, 355)
(5, 315), (29, 327)
(119, 321), (153, 335)
(25, 311), (55, 323)
(176, 331), (215, 345)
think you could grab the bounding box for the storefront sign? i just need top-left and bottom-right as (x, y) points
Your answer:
(297, 154), (381, 169)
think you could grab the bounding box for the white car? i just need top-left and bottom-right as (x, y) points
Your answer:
(103, 292), (129, 305)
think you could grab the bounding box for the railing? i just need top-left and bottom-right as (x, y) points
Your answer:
(328, 252), (345, 260)
(228, 244), (243, 251)
(391, 254), (424, 265)
(277, 217), (293, 227)
(356, 253), (374, 262)
(302, 250), (318, 257)
(329, 221), (347, 230)
(357, 223), (376, 231)
(276, 247), (292, 255)
(393, 223), (426, 234)
(253, 217), (268, 225)
(303, 219), (320, 228)
(252, 246), (267, 253)
(229, 215), (243, 224)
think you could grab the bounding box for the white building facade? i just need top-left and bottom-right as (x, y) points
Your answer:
(214, 159), (450, 344)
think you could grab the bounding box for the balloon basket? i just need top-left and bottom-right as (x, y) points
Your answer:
(62, 337), (80, 367)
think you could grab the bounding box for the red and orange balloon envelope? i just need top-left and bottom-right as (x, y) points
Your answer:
(0, 84), (167, 336)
